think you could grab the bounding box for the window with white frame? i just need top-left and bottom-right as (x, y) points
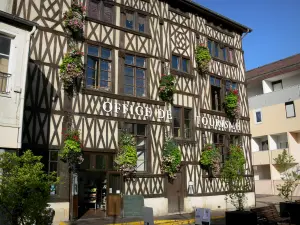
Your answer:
(285, 101), (296, 118)
(0, 34), (11, 94)
(254, 109), (262, 124)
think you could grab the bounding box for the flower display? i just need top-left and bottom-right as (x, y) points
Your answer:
(158, 74), (176, 104)
(223, 88), (240, 121)
(195, 43), (211, 74)
(60, 128), (84, 169)
(59, 49), (84, 90)
(63, 1), (86, 34)
(199, 144), (221, 177)
(161, 137), (182, 181)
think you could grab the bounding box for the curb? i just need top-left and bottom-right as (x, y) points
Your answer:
(60, 216), (224, 225)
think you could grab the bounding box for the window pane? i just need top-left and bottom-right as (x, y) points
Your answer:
(136, 150), (145, 171)
(0, 36), (11, 56)
(137, 124), (146, 136)
(88, 0), (100, 19)
(0, 55), (9, 73)
(273, 81), (282, 91)
(172, 55), (179, 70)
(232, 83), (237, 90)
(256, 111), (262, 123)
(173, 107), (181, 119)
(125, 66), (134, 76)
(208, 40), (212, 54)
(138, 15), (145, 33)
(96, 155), (106, 169)
(286, 103), (295, 118)
(125, 55), (134, 65)
(228, 49), (234, 63)
(49, 162), (57, 172)
(101, 48), (111, 59)
(88, 45), (98, 56)
(103, 5), (112, 23)
(225, 81), (231, 90)
(214, 43), (219, 57)
(215, 78), (220, 87)
(174, 128), (180, 137)
(136, 69), (145, 79)
(210, 76), (214, 85)
(182, 59), (189, 73)
(124, 86), (134, 95)
(50, 151), (58, 161)
(126, 12), (134, 29)
(124, 123), (133, 133)
(100, 70), (109, 81)
(184, 109), (191, 120)
(136, 138), (145, 148)
(125, 75), (134, 85)
(87, 68), (98, 87)
(136, 79), (145, 87)
(136, 57), (146, 67)
(222, 48), (227, 61)
(100, 80), (109, 88)
(136, 87), (145, 97)
(87, 57), (98, 68)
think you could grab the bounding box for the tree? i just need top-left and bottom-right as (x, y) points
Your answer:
(0, 150), (59, 225)
(274, 149), (300, 202)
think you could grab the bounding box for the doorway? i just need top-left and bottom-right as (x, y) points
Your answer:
(166, 172), (184, 213)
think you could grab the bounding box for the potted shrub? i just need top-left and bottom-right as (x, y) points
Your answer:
(274, 149), (300, 223)
(63, 0), (86, 39)
(161, 136), (182, 182)
(158, 74), (176, 104)
(59, 48), (84, 94)
(60, 128), (84, 170)
(199, 144), (221, 178)
(114, 131), (138, 177)
(195, 43), (211, 75)
(221, 144), (257, 225)
(223, 88), (240, 122)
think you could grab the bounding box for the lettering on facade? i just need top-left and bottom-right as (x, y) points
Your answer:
(196, 116), (241, 132)
(101, 101), (172, 120)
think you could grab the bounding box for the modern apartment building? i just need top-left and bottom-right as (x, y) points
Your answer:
(247, 54), (300, 196)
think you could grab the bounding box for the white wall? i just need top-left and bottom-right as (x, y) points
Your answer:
(254, 165), (271, 180)
(262, 80), (272, 94)
(282, 72), (300, 88)
(0, 0), (13, 13)
(247, 84), (264, 98)
(0, 22), (30, 149)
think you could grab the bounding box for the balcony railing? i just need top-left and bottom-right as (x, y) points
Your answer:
(249, 85), (300, 109)
(0, 72), (11, 94)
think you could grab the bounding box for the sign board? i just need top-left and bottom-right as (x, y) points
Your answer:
(196, 115), (241, 132)
(195, 208), (211, 225)
(143, 207), (154, 225)
(123, 195), (144, 217)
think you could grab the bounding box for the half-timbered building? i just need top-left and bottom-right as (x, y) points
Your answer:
(6, 0), (253, 222)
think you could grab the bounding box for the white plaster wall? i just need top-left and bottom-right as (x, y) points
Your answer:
(269, 135), (277, 150)
(262, 80), (272, 94)
(184, 193), (255, 212)
(0, 0), (13, 13)
(282, 73), (300, 88)
(251, 138), (259, 152)
(247, 84), (264, 98)
(48, 202), (69, 225)
(144, 198), (168, 216)
(0, 22), (29, 149)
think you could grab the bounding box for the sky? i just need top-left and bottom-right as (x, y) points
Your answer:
(195, 0), (300, 71)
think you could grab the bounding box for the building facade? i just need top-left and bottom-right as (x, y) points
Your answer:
(6, 0), (253, 222)
(247, 54), (300, 196)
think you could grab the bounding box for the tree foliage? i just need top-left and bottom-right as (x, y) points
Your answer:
(0, 150), (59, 225)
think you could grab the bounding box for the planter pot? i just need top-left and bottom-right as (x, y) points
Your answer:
(280, 201), (300, 225)
(225, 211), (257, 225)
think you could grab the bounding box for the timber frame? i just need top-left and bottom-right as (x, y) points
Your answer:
(12, 0), (253, 204)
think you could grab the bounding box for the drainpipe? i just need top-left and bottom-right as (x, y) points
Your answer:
(16, 26), (37, 150)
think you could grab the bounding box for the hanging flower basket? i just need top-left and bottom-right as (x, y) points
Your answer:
(161, 137), (182, 181)
(59, 49), (84, 92)
(63, 1), (86, 36)
(60, 128), (84, 169)
(158, 74), (176, 104)
(114, 132), (138, 177)
(195, 43), (211, 75)
(199, 144), (221, 177)
(223, 89), (240, 122)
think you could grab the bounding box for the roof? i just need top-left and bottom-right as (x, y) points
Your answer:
(181, 0), (252, 34)
(0, 10), (38, 31)
(246, 54), (300, 84)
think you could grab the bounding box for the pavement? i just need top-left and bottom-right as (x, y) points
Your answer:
(59, 195), (300, 225)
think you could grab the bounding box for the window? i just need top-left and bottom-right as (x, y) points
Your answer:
(207, 39), (235, 64)
(171, 54), (190, 73)
(123, 123), (148, 172)
(124, 54), (146, 97)
(285, 101), (296, 118)
(213, 133), (226, 165)
(225, 80), (237, 92)
(86, 45), (112, 91)
(124, 11), (147, 33)
(173, 106), (192, 139)
(0, 34), (11, 94)
(254, 109), (262, 124)
(88, 0), (114, 24)
(272, 80), (282, 91)
(210, 76), (222, 111)
(261, 140), (269, 151)
(230, 135), (241, 146)
(49, 150), (58, 195)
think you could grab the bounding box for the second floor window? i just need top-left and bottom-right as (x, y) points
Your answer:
(124, 11), (147, 33)
(213, 133), (226, 166)
(225, 80), (237, 92)
(88, 0), (114, 24)
(210, 76), (222, 111)
(172, 55), (190, 73)
(86, 45), (112, 91)
(173, 106), (192, 139)
(208, 40), (235, 64)
(272, 80), (282, 91)
(124, 54), (146, 97)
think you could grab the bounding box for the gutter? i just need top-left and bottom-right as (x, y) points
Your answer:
(17, 25), (37, 149)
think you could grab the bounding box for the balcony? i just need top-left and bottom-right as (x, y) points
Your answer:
(249, 85), (300, 109)
(0, 72), (11, 94)
(252, 151), (270, 165)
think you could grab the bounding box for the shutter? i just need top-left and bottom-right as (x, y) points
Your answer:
(88, 0), (100, 19)
(103, 5), (112, 23)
